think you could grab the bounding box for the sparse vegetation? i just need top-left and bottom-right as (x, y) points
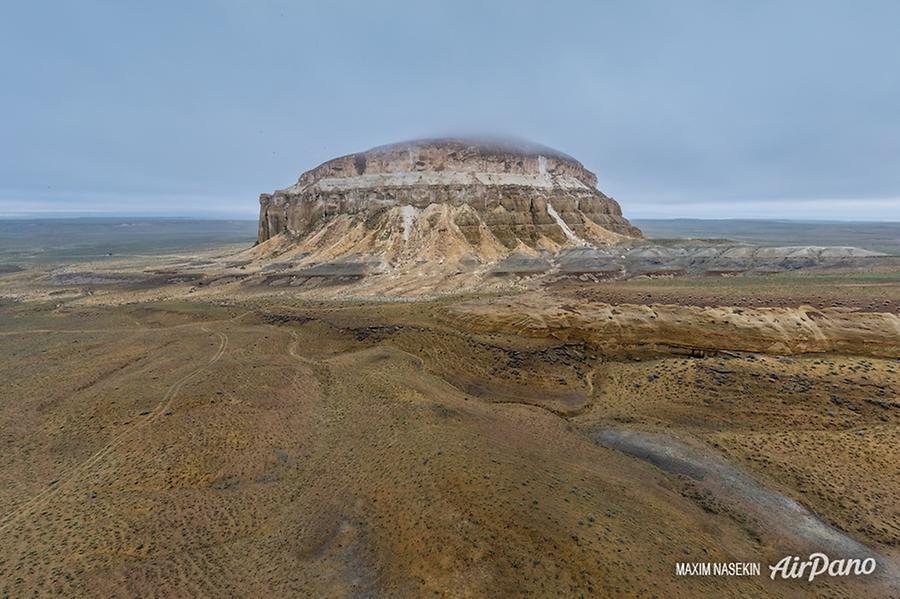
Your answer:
(0, 220), (897, 596)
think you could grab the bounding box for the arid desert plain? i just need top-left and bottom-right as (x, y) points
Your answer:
(1, 212), (898, 598)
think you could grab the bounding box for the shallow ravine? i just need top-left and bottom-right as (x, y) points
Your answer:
(591, 426), (900, 592)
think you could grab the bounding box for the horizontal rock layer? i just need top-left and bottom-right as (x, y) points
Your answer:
(257, 139), (641, 251)
(448, 295), (900, 358)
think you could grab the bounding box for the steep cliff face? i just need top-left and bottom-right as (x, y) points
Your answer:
(256, 139), (641, 262)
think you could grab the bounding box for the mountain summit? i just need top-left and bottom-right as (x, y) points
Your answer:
(255, 138), (641, 269)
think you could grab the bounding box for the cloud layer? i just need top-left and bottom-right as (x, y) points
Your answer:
(2, 1), (898, 219)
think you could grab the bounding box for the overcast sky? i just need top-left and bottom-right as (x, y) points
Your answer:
(2, 1), (899, 220)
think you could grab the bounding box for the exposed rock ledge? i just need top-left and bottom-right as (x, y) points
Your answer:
(448, 295), (900, 358)
(256, 139), (642, 265)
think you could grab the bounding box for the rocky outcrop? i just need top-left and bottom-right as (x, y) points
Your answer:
(481, 244), (889, 278)
(448, 295), (900, 358)
(256, 138), (641, 259)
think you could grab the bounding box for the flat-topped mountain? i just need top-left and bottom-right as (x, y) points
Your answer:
(256, 138), (641, 267)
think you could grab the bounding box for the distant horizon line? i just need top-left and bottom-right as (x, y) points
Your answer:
(0, 214), (898, 225)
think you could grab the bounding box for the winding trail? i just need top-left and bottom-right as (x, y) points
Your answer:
(286, 329), (336, 396)
(0, 325), (229, 535)
(0, 310), (254, 337)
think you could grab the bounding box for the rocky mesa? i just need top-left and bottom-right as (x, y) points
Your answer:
(255, 138), (641, 267)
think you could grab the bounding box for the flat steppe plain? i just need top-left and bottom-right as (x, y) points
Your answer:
(0, 219), (898, 597)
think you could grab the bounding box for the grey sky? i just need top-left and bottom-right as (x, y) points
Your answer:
(2, 1), (899, 219)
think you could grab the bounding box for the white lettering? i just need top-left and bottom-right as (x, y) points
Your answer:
(769, 553), (878, 581)
(676, 562), (760, 576)
(769, 556), (793, 579)
(807, 553), (829, 581)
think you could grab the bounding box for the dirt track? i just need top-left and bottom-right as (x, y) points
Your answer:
(0, 324), (228, 536)
(1, 297), (897, 597)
